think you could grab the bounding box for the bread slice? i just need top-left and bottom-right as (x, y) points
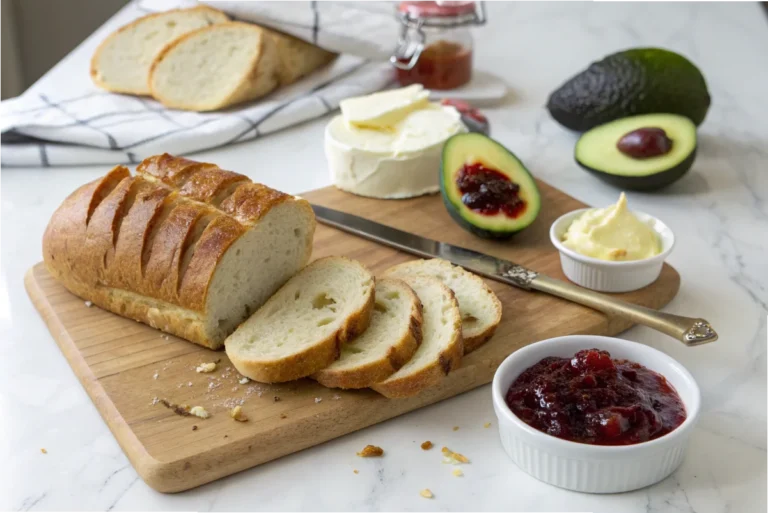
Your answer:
(149, 22), (280, 111)
(43, 154), (315, 350)
(226, 257), (375, 383)
(268, 30), (337, 86)
(312, 278), (422, 389)
(90, 6), (229, 95)
(384, 259), (502, 353)
(372, 276), (463, 399)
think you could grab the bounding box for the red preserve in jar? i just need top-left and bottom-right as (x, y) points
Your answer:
(393, 1), (483, 90)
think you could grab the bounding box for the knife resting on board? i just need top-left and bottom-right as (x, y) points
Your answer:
(311, 204), (717, 346)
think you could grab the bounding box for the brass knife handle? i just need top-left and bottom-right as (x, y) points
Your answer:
(529, 275), (718, 346)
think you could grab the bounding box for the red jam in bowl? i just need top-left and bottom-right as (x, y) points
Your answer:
(505, 349), (686, 446)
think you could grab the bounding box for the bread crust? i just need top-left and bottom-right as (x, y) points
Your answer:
(90, 5), (229, 95)
(371, 279), (464, 399)
(384, 259), (502, 354)
(227, 257), (376, 383)
(148, 22), (280, 111)
(43, 154), (312, 349)
(312, 278), (423, 389)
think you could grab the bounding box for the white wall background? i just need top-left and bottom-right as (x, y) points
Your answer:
(1, 0), (128, 99)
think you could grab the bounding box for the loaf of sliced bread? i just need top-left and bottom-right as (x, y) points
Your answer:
(384, 259), (502, 353)
(269, 30), (337, 86)
(42, 154), (315, 350)
(226, 257), (375, 383)
(90, 6), (229, 95)
(372, 276), (463, 399)
(149, 22), (280, 111)
(312, 278), (422, 389)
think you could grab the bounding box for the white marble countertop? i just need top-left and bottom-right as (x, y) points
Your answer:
(2, 2), (766, 511)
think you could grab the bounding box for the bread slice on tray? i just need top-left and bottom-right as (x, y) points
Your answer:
(149, 22), (280, 111)
(90, 6), (229, 95)
(226, 257), (375, 383)
(312, 278), (423, 389)
(42, 154), (315, 350)
(269, 30), (337, 86)
(372, 276), (463, 399)
(384, 258), (502, 354)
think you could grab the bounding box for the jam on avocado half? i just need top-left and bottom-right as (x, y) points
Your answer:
(440, 133), (540, 239)
(575, 113), (697, 190)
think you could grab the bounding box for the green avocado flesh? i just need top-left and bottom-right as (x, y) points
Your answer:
(575, 113), (697, 190)
(440, 133), (541, 239)
(547, 48), (710, 132)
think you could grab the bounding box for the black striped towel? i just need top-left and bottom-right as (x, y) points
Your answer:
(0, 0), (398, 167)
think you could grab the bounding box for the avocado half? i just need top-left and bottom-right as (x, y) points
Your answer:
(575, 113), (697, 190)
(547, 48), (710, 132)
(440, 133), (541, 239)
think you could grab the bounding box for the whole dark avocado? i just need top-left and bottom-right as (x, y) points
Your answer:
(547, 48), (711, 132)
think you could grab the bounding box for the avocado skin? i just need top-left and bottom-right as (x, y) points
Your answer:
(547, 48), (711, 132)
(577, 148), (696, 191)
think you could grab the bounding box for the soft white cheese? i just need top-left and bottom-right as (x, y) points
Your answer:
(326, 102), (466, 199)
(340, 84), (429, 130)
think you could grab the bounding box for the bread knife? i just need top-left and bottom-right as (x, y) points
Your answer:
(311, 204), (717, 346)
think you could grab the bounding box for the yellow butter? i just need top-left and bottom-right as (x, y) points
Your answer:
(340, 84), (430, 130)
(562, 193), (660, 261)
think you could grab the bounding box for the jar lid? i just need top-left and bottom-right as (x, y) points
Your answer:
(398, 1), (477, 19)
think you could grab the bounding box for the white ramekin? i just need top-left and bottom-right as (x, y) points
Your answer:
(549, 208), (675, 293)
(492, 335), (700, 494)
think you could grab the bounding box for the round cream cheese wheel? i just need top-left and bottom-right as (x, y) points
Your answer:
(325, 103), (467, 199)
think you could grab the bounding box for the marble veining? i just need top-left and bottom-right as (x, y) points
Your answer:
(1, 1), (766, 512)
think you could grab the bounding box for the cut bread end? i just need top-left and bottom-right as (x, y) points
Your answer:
(148, 22), (279, 111)
(312, 278), (423, 389)
(90, 6), (229, 95)
(384, 258), (501, 353)
(372, 276), (463, 399)
(225, 256), (375, 383)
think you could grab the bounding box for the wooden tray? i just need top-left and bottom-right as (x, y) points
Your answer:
(25, 181), (680, 493)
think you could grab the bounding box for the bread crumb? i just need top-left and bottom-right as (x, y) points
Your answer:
(196, 362), (217, 373)
(484, 422), (491, 428)
(231, 386), (239, 392)
(280, 413), (288, 419)
(152, 371), (159, 380)
(453, 468), (463, 477)
(421, 441), (433, 450)
(441, 446), (469, 464)
(353, 469), (359, 474)
(452, 426), (459, 431)
(230, 405), (248, 422)
(192, 425), (198, 431)
(314, 397), (322, 404)
(332, 394), (341, 400)
(151, 396), (159, 405)
(40, 448), (47, 454)
(187, 382), (193, 387)
(420, 489), (433, 499)
(274, 396), (281, 402)
(239, 377), (250, 385)
(357, 445), (384, 457)
(162, 335), (170, 340)
(190, 406), (210, 419)
(84, 301), (93, 307)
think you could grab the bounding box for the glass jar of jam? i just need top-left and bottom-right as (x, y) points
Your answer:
(391, 1), (486, 90)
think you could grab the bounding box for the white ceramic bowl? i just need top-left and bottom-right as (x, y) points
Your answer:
(549, 208), (675, 292)
(492, 335), (700, 494)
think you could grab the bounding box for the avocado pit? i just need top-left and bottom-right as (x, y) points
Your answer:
(617, 127), (673, 159)
(456, 163), (526, 218)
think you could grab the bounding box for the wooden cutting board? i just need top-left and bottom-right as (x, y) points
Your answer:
(25, 180), (680, 493)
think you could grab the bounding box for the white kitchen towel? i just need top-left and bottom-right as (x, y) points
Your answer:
(0, 0), (399, 167)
